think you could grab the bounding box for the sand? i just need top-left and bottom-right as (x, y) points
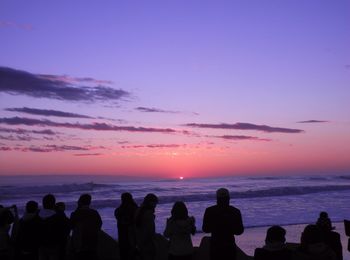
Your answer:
(192, 221), (349, 259)
(100, 221), (349, 260)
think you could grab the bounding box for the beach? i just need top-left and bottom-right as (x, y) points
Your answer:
(189, 222), (349, 259)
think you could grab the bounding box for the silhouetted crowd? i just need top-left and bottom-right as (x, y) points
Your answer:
(0, 188), (348, 260)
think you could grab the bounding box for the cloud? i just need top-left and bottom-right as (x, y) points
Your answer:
(214, 135), (271, 141)
(184, 122), (304, 133)
(38, 74), (113, 85)
(0, 67), (130, 102)
(0, 127), (57, 135)
(0, 146), (12, 151)
(122, 144), (183, 149)
(135, 107), (180, 114)
(74, 153), (103, 156)
(135, 107), (199, 116)
(297, 120), (328, 123)
(0, 134), (38, 141)
(21, 144), (94, 153)
(0, 117), (181, 134)
(5, 107), (93, 119)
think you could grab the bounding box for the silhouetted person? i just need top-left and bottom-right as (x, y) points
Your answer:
(55, 202), (70, 260)
(15, 201), (41, 260)
(297, 224), (336, 260)
(344, 219), (350, 252)
(0, 204), (16, 260)
(202, 188), (244, 260)
(70, 194), (102, 260)
(254, 225), (292, 260)
(164, 201), (196, 260)
(114, 192), (138, 260)
(38, 194), (69, 260)
(135, 193), (159, 260)
(316, 212), (342, 260)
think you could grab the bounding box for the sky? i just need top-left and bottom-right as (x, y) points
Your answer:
(0, 0), (349, 178)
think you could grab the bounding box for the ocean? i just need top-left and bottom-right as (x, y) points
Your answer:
(1, 174), (350, 243)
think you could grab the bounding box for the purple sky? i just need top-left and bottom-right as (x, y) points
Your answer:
(0, 1), (349, 177)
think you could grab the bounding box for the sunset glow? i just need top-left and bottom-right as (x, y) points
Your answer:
(0, 1), (349, 177)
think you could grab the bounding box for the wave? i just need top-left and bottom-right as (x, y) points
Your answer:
(0, 182), (111, 197)
(75, 184), (350, 209)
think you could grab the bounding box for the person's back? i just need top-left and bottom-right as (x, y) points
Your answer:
(316, 212), (342, 260)
(202, 188), (244, 260)
(38, 194), (63, 260)
(16, 201), (41, 260)
(297, 224), (337, 260)
(55, 202), (71, 260)
(135, 193), (158, 260)
(70, 194), (102, 260)
(163, 201), (196, 260)
(254, 226), (292, 260)
(114, 192), (138, 260)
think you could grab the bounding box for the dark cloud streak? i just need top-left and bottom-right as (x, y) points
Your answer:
(0, 67), (130, 102)
(184, 122), (303, 133)
(0, 117), (180, 134)
(5, 107), (93, 119)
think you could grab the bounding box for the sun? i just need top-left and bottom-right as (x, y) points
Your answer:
(179, 176), (184, 180)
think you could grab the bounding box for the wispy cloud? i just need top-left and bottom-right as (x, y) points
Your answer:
(121, 144), (183, 149)
(135, 107), (180, 114)
(5, 107), (93, 119)
(213, 135), (271, 141)
(0, 67), (130, 102)
(184, 122), (304, 133)
(297, 120), (329, 124)
(0, 127), (57, 135)
(74, 153), (103, 156)
(0, 117), (183, 134)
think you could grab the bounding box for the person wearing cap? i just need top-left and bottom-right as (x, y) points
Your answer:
(202, 188), (244, 260)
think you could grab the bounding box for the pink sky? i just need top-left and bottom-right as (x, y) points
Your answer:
(0, 1), (350, 177)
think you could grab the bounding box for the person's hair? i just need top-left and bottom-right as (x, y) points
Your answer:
(26, 201), (38, 213)
(265, 225), (286, 243)
(143, 193), (158, 206)
(135, 193), (158, 227)
(171, 201), (189, 220)
(42, 194), (56, 209)
(121, 192), (137, 206)
(301, 224), (323, 245)
(78, 194), (91, 207)
(319, 211), (328, 218)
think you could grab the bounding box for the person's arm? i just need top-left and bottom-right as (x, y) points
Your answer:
(202, 208), (211, 233)
(96, 211), (103, 229)
(163, 218), (172, 238)
(232, 209), (244, 235)
(190, 216), (196, 235)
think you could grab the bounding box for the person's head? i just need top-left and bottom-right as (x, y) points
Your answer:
(121, 192), (135, 205)
(265, 225), (286, 244)
(216, 188), (230, 206)
(301, 224), (323, 246)
(143, 193), (158, 209)
(78, 194), (91, 208)
(26, 201), (39, 214)
(317, 211), (332, 231)
(42, 194), (56, 210)
(319, 211), (328, 219)
(55, 202), (66, 212)
(171, 201), (189, 220)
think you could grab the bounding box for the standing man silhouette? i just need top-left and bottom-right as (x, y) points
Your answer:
(202, 188), (244, 260)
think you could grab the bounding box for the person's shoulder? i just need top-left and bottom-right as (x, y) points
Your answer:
(204, 205), (217, 212)
(228, 205), (241, 213)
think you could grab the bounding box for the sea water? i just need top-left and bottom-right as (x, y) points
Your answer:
(1, 174), (350, 242)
